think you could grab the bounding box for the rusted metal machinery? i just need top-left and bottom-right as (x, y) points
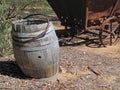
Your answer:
(47, 0), (120, 46)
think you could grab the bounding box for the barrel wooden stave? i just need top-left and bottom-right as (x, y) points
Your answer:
(14, 41), (59, 78)
(12, 20), (60, 78)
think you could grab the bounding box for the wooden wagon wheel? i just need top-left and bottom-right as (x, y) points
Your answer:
(99, 18), (119, 46)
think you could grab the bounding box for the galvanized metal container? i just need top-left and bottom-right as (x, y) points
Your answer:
(12, 18), (60, 79)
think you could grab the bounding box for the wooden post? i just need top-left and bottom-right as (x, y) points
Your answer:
(110, 21), (113, 45)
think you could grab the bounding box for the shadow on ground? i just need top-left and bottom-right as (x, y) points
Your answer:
(0, 61), (30, 79)
(55, 29), (102, 48)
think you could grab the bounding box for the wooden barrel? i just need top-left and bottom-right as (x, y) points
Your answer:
(12, 18), (60, 79)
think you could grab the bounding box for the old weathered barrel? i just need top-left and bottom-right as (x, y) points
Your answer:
(12, 18), (60, 79)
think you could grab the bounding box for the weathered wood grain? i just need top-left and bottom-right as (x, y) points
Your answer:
(12, 20), (60, 78)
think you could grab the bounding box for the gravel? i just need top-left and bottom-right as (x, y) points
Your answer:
(0, 46), (120, 90)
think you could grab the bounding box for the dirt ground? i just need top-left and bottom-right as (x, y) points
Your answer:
(0, 21), (120, 90)
(53, 20), (120, 59)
